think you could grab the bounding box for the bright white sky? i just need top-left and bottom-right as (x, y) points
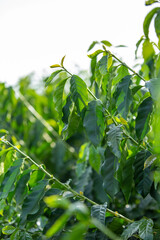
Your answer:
(0, 0), (158, 86)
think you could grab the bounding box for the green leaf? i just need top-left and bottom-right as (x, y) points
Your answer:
(142, 39), (155, 61)
(112, 65), (129, 85)
(83, 100), (105, 146)
(120, 157), (134, 203)
(88, 50), (104, 59)
(91, 203), (107, 225)
(63, 107), (81, 140)
(2, 225), (16, 235)
(75, 167), (92, 193)
(46, 212), (70, 238)
(144, 154), (157, 169)
(68, 202), (89, 220)
(70, 75), (88, 113)
(20, 179), (48, 224)
(136, 97), (153, 140)
(15, 169), (31, 204)
(76, 143), (89, 177)
(121, 221), (141, 240)
(134, 151), (153, 197)
(143, 7), (160, 38)
(88, 41), (99, 51)
(101, 148), (119, 198)
(101, 40), (112, 47)
(89, 145), (101, 173)
(139, 218), (154, 240)
(44, 195), (70, 209)
(146, 78), (160, 101)
(0, 199), (6, 216)
(61, 222), (88, 240)
(53, 77), (69, 119)
(45, 70), (63, 87)
(0, 159), (23, 199)
(155, 12), (160, 37)
(115, 75), (132, 119)
(107, 124), (123, 159)
(98, 55), (108, 75)
(28, 169), (45, 188)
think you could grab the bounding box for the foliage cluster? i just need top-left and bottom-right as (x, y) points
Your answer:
(1, 3), (160, 239)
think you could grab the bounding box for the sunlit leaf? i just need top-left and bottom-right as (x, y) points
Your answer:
(45, 70), (63, 87)
(143, 7), (160, 38)
(61, 55), (66, 67)
(44, 195), (70, 209)
(2, 225), (16, 235)
(50, 64), (61, 68)
(142, 39), (155, 61)
(70, 75), (88, 113)
(101, 40), (112, 47)
(88, 50), (104, 59)
(88, 41), (99, 51)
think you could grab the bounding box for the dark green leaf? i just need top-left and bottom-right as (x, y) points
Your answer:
(115, 75), (132, 119)
(61, 222), (88, 240)
(134, 151), (153, 197)
(107, 124), (123, 159)
(98, 55), (108, 75)
(155, 12), (160, 37)
(91, 203), (107, 225)
(143, 7), (160, 38)
(83, 100), (105, 146)
(136, 97), (153, 140)
(20, 179), (48, 224)
(101, 148), (119, 198)
(0, 159), (23, 199)
(70, 75), (88, 113)
(121, 221), (141, 240)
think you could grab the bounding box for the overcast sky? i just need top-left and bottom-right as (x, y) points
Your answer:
(0, 0), (158, 86)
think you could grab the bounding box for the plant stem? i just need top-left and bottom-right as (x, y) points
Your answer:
(0, 138), (133, 224)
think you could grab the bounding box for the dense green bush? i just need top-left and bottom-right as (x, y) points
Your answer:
(0, 2), (160, 239)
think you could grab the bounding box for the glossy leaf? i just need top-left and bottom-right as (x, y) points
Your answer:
(91, 202), (107, 225)
(20, 179), (48, 224)
(144, 154), (157, 169)
(115, 75), (132, 119)
(107, 124), (123, 159)
(139, 218), (153, 240)
(121, 221), (141, 240)
(53, 77), (69, 119)
(70, 75), (88, 113)
(134, 151), (152, 197)
(143, 7), (160, 38)
(83, 100), (105, 146)
(101, 148), (119, 198)
(136, 97), (153, 140)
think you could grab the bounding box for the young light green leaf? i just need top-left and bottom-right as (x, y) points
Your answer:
(50, 64), (61, 68)
(139, 218), (154, 240)
(2, 225), (16, 235)
(61, 222), (88, 240)
(115, 75), (132, 119)
(101, 40), (112, 47)
(44, 195), (70, 209)
(87, 41), (99, 51)
(87, 49), (104, 59)
(46, 212), (70, 238)
(0, 199), (6, 216)
(112, 65), (129, 85)
(136, 97), (153, 140)
(61, 55), (66, 67)
(70, 75), (88, 113)
(89, 145), (101, 173)
(143, 7), (160, 38)
(107, 124), (123, 159)
(142, 39), (155, 61)
(83, 100), (105, 146)
(91, 203), (107, 225)
(45, 69), (63, 87)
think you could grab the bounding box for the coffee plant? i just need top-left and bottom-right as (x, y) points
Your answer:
(0, 2), (160, 239)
